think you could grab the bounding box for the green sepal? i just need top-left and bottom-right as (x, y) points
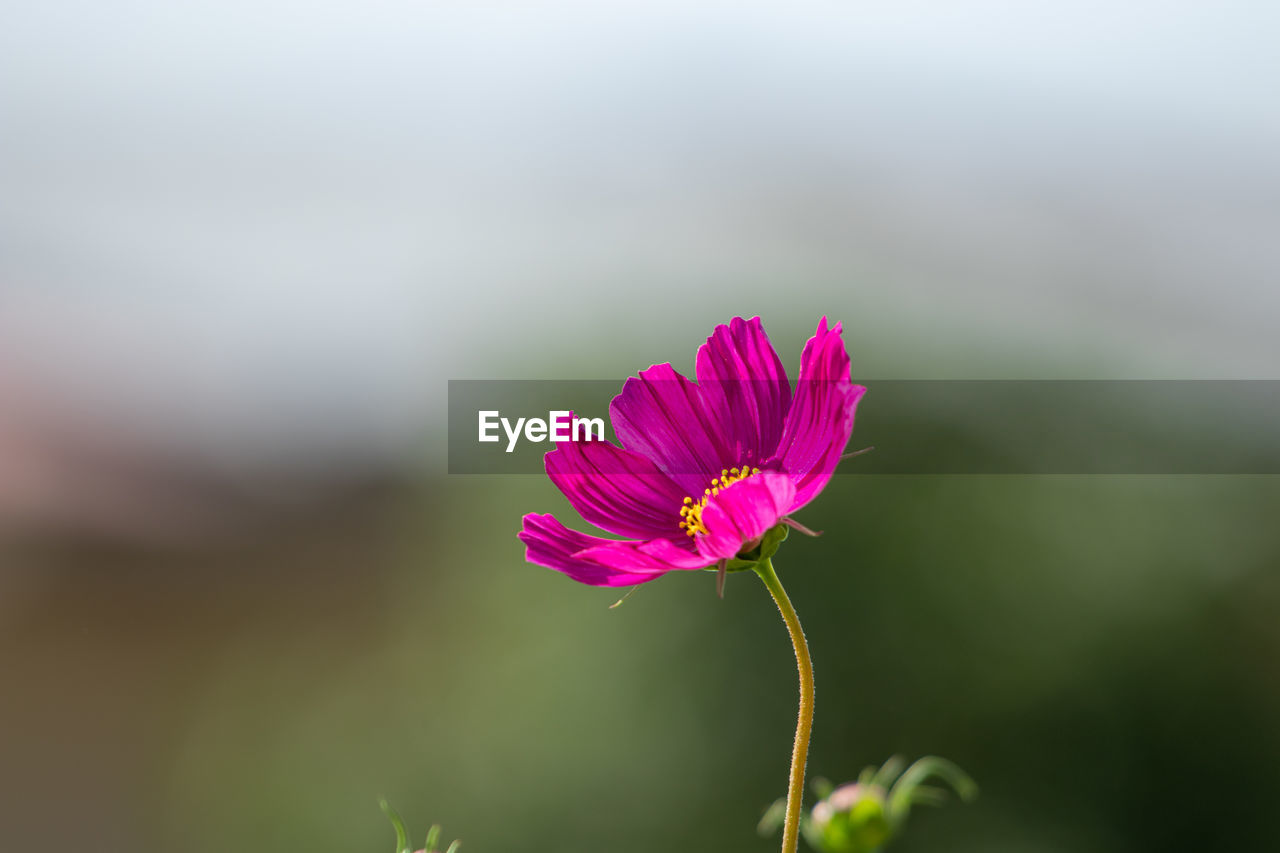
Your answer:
(755, 523), (790, 561)
(704, 524), (791, 574)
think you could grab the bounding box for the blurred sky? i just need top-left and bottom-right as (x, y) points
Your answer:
(2, 1), (1279, 504)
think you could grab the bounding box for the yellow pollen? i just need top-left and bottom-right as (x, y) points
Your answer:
(676, 466), (761, 537)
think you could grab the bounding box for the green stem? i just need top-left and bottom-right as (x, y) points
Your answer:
(755, 556), (815, 853)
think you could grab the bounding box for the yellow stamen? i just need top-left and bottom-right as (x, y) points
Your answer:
(676, 466), (761, 538)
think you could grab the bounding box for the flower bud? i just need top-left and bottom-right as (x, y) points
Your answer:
(796, 756), (977, 852)
(809, 782), (893, 853)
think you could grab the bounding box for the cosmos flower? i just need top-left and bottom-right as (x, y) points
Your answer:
(519, 317), (865, 587)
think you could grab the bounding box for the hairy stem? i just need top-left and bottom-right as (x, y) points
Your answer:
(755, 556), (815, 853)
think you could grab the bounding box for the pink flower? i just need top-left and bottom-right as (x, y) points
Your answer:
(519, 317), (865, 587)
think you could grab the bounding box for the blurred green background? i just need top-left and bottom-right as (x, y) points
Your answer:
(5, 334), (1279, 853)
(3, 4), (1279, 853)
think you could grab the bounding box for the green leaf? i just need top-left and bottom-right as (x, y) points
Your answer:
(379, 799), (410, 853)
(757, 798), (787, 837)
(886, 756), (978, 829)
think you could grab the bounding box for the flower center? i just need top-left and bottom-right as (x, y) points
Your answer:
(677, 466), (761, 537)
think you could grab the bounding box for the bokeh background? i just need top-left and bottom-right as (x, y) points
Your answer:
(3, 3), (1279, 852)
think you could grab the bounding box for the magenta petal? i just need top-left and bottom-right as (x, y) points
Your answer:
(545, 436), (690, 541)
(519, 514), (670, 587)
(695, 316), (793, 468)
(694, 471), (796, 562)
(638, 537), (717, 568)
(772, 318), (865, 510)
(609, 363), (732, 497)
(576, 536), (712, 574)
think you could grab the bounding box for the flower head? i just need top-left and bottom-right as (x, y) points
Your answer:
(519, 316), (865, 587)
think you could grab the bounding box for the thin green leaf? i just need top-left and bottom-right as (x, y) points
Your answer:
(757, 798), (787, 836)
(872, 754), (906, 789)
(378, 798), (409, 853)
(886, 756), (978, 828)
(907, 784), (951, 807)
